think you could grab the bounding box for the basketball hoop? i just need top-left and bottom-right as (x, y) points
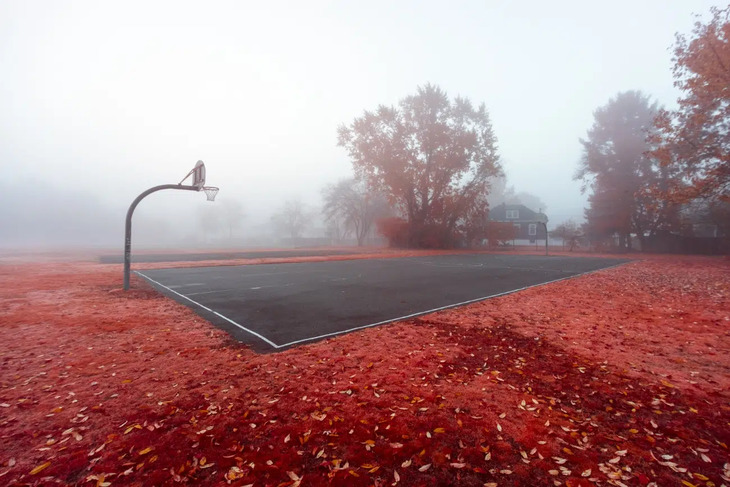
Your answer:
(123, 160), (220, 290)
(202, 186), (219, 201)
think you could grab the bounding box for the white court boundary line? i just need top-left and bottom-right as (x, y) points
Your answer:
(134, 271), (279, 348)
(136, 261), (629, 350)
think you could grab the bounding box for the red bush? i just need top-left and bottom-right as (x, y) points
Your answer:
(376, 217), (410, 247)
(485, 221), (517, 246)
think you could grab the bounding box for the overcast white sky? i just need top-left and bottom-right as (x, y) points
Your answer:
(0, 0), (720, 240)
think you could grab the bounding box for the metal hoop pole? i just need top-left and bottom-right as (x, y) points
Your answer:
(123, 184), (199, 290)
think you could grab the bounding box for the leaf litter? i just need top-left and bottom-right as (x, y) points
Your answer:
(0, 253), (728, 485)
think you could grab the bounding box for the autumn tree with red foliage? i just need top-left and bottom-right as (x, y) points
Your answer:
(575, 91), (679, 250)
(338, 85), (502, 248)
(652, 6), (730, 204)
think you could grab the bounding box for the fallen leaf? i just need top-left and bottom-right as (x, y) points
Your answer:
(29, 462), (51, 475)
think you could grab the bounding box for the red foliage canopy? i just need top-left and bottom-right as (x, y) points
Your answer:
(338, 85), (502, 248)
(652, 6), (730, 203)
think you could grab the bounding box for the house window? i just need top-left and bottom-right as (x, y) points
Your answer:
(528, 223), (537, 236)
(506, 209), (519, 219)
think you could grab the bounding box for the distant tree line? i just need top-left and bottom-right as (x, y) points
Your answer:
(574, 6), (729, 252)
(265, 5), (727, 252)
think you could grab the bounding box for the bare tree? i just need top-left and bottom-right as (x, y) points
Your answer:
(487, 176), (546, 211)
(220, 198), (245, 239)
(324, 217), (350, 243)
(550, 220), (580, 251)
(486, 176), (516, 208)
(322, 178), (390, 246)
(198, 205), (223, 242)
(271, 199), (309, 239)
(512, 191), (547, 213)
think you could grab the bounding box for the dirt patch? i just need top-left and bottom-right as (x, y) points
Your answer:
(0, 255), (728, 486)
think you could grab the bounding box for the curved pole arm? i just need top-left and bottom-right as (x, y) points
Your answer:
(123, 184), (198, 290)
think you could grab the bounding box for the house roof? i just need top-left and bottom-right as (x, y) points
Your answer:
(488, 203), (548, 223)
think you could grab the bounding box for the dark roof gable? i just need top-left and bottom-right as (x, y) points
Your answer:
(488, 203), (548, 223)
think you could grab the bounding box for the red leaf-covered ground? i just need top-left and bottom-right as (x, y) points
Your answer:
(1, 252), (728, 486)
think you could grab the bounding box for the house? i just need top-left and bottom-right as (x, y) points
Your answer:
(488, 203), (549, 242)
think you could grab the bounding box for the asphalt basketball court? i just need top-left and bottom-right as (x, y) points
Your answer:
(135, 253), (628, 352)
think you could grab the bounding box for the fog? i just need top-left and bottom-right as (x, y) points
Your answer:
(1, 0), (717, 251)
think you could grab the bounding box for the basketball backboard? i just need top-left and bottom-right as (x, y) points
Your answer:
(192, 160), (206, 189)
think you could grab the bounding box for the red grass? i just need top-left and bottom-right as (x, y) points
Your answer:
(0, 253), (728, 486)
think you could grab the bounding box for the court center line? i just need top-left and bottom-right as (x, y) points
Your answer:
(273, 261), (630, 349)
(168, 282), (206, 289)
(134, 271), (281, 349)
(185, 290), (223, 297)
(417, 262), (570, 273)
(229, 269), (328, 279)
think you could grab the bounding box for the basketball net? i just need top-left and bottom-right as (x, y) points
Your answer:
(203, 186), (219, 201)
